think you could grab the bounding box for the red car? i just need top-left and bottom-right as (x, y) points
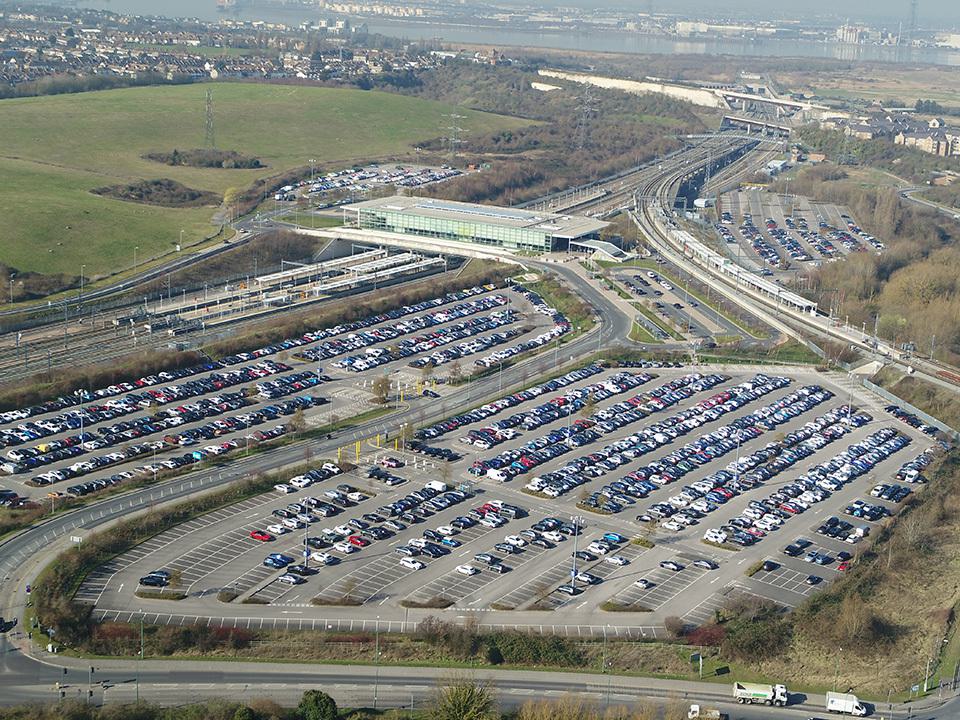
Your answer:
(837, 562), (851, 572)
(348, 535), (370, 547)
(250, 530), (274, 542)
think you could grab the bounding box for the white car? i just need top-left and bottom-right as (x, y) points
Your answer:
(289, 476), (312, 489)
(587, 542), (611, 555)
(409, 538), (428, 548)
(274, 483), (294, 494)
(281, 517), (302, 530)
(334, 541), (357, 554)
(400, 557), (426, 570)
(436, 525), (458, 537)
(456, 564), (478, 576)
(333, 524), (352, 536)
(504, 534), (527, 547)
(605, 555), (629, 566)
(704, 529), (727, 544)
(310, 552), (336, 565)
(347, 492), (366, 502)
(661, 520), (683, 531)
(479, 516), (505, 529)
(543, 530), (564, 543)
(266, 524), (289, 535)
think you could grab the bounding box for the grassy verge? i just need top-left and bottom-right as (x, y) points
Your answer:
(701, 539), (740, 552)
(134, 589), (186, 601)
(631, 536), (656, 549)
(601, 601), (653, 612)
(628, 320), (659, 344)
(697, 341), (822, 366)
(872, 366), (960, 431)
(400, 597), (454, 609)
(632, 302), (684, 341)
(744, 560), (765, 577)
(277, 213), (343, 229)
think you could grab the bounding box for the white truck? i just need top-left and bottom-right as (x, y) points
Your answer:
(732, 681), (789, 706)
(825, 691), (867, 716)
(687, 704), (728, 719)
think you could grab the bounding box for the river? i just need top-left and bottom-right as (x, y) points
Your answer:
(58, 0), (960, 66)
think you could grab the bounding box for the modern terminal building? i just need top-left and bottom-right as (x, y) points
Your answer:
(341, 195), (609, 253)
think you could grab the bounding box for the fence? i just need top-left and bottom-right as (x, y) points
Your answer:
(861, 378), (960, 442)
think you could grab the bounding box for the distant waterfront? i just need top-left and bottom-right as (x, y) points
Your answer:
(59, 0), (960, 66)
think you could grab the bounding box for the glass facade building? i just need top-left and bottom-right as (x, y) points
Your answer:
(345, 196), (607, 253)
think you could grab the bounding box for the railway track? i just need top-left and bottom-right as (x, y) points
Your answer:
(632, 145), (960, 398)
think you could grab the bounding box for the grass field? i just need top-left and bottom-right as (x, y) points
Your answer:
(0, 83), (527, 277)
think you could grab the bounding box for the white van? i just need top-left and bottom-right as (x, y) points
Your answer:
(486, 469), (509, 482)
(424, 480), (449, 492)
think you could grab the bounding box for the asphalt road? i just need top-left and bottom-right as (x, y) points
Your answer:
(3, 633), (948, 718)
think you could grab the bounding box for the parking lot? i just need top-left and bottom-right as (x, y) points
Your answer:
(0, 283), (563, 502)
(71, 360), (940, 631)
(715, 189), (884, 278)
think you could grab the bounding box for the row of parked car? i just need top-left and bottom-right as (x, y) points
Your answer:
(896, 448), (936, 483)
(705, 427), (910, 547)
(407, 314), (523, 370)
(476, 372), (732, 491)
(255, 285), (504, 367)
(884, 404), (940, 437)
(416, 364), (607, 440)
(687, 405), (874, 544)
(526, 374), (785, 506)
(474, 285), (571, 368)
(35, 410), (291, 487)
(0, 359), (293, 449)
(605, 383), (834, 521)
(456, 372), (655, 452)
(0, 361), (225, 425)
(2, 392), (252, 475)
(310, 294), (511, 370)
(2, 284), (499, 445)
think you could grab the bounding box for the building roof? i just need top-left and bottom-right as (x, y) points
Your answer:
(569, 239), (629, 261)
(344, 195), (608, 239)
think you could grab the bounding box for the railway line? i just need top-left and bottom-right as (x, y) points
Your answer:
(631, 144), (960, 400)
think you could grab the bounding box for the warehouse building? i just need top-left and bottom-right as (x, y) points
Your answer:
(342, 195), (608, 253)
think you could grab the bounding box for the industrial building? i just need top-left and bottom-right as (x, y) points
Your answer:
(342, 195), (608, 253)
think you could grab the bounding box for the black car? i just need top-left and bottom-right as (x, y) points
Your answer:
(139, 575), (168, 587)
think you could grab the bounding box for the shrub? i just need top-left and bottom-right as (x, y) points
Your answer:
(297, 690), (337, 720)
(664, 616), (686, 639)
(686, 623), (725, 646)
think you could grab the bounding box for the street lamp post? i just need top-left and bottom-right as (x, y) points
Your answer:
(374, 616), (381, 709)
(133, 246), (139, 275)
(79, 264), (85, 307)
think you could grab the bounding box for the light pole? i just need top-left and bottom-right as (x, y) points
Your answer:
(570, 514), (584, 582)
(79, 264), (85, 307)
(133, 246), (139, 275)
(309, 158), (316, 183)
(374, 616), (381, 709)
(137, 610), (144, 704)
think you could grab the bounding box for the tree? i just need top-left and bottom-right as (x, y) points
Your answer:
(298, 689), (338, 720)
(371, 375), (391, 405)
(449, 360), (464, 384)
(233, 706), (257, 720)
(223, 186), (241, 222)
(430, 676), (497, 720)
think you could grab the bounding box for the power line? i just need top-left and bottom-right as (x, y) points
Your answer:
(442, 112), (466, 163)
(205, 88), (216, 149)
(574, 86), (598, 151)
